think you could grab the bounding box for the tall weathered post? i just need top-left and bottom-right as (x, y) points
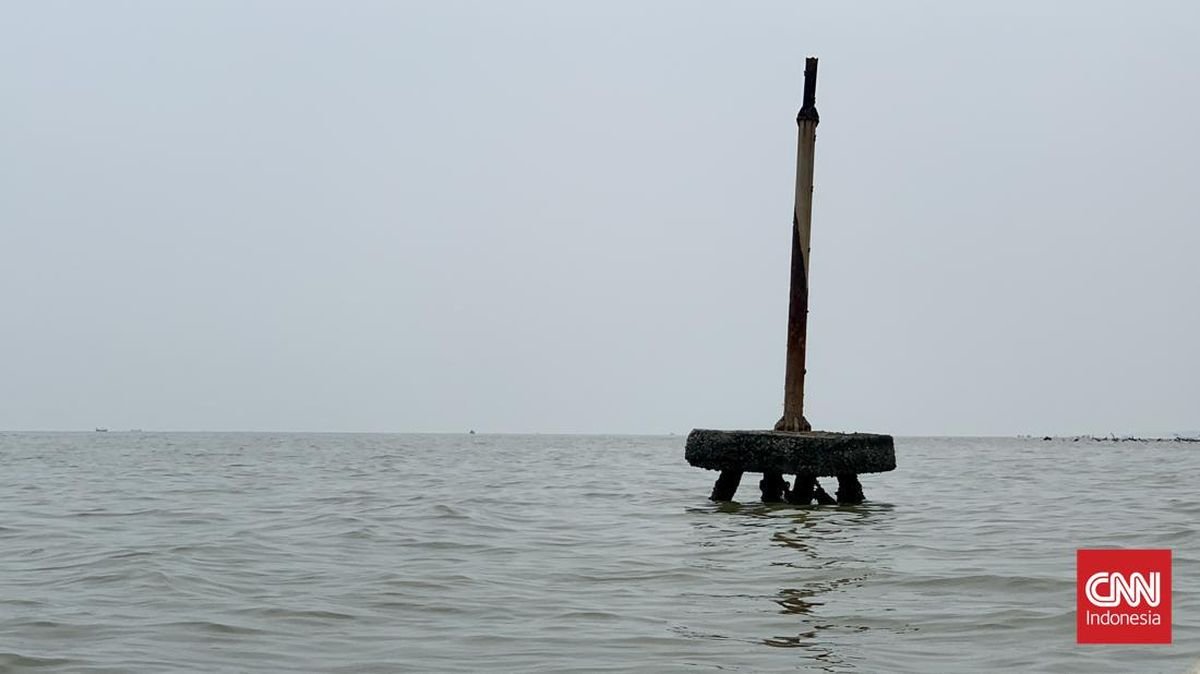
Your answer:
(683, 56), (897, 505)
(776, 57), (820, 434)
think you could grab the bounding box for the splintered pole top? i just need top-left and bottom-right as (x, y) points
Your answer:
(798, 57), (819, 124)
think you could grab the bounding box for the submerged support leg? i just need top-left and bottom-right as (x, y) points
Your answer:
(786, 474), (816, 505)
(836, 474), (865, 504)
(786, 475), (836, 505)
(710, 470), (743, 501)
(813, 479), (837, 505)
(759, 471), (789, 503)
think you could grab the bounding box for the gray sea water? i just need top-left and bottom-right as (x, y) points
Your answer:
(1, 432), (1197, 673)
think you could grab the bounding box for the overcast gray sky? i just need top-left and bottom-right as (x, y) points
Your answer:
(2, 1), (1197, 435)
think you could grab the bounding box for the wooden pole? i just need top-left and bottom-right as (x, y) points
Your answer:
(776, 57), (820, 433)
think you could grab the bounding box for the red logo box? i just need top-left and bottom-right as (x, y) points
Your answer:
(1077, 549), (1171, 644)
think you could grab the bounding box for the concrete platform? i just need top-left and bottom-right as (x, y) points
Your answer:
(685, 429), (896, 477)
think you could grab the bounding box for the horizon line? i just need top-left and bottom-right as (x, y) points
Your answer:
(2, 428), (1197, 439)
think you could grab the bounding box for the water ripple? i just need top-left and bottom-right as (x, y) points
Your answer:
(0, 433), (1197, 672)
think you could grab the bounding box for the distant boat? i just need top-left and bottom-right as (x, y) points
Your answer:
(469, 430), (476, 435)
(95, 427), (109, 432)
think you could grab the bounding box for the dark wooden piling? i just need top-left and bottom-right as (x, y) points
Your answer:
(786, 475), (815, 505)
(710, 470), (743, 501)
(760, 472), (789, 503)
(836, 474), (865, 505)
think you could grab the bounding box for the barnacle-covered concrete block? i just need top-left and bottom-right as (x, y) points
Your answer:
(685, 429), (895, 476)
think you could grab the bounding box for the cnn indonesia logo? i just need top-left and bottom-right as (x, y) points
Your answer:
(1077, 549), (1171, 644)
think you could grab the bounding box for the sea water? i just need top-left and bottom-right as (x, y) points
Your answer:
(1, 432), (1197, 672)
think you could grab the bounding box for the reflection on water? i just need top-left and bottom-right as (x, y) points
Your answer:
(685, 499), (907, 671)
(775, 586), (822, 615)
(710, 504), (892, 667)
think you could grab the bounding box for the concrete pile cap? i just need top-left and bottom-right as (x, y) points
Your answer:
(685, 429), (896, 476)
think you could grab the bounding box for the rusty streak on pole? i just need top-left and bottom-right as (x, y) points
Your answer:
(776, 57), (819, 433)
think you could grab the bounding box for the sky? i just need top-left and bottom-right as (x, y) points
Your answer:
(1, 1), (1197, 435)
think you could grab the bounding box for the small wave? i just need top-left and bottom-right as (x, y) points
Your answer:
(154, 620), (272, 636)
(429, 503), (469, 519)
(894, 573), (1065, 594)
(70, 509), (157, 517)
(0, 653), (74, 668)
(0, 599), (43, 608)
(550, 610), (623, 621)
(237, 607), (358, 622)
(4, 620), (62, 629)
